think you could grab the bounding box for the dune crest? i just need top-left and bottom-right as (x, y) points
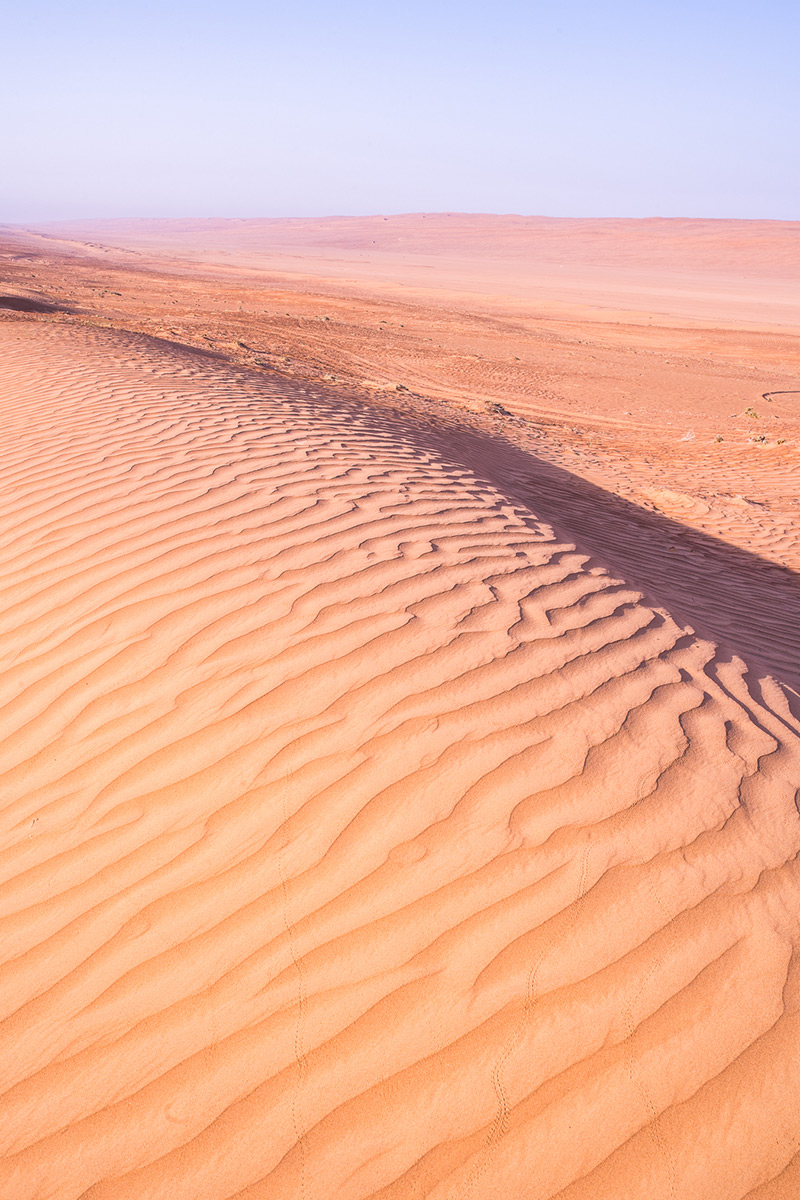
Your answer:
(1, 323), (800, 1199)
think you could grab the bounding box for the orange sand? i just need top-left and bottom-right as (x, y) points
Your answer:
(1, 219), (800, 1198)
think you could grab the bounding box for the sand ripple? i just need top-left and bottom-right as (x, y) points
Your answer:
(1, 325), (799, 1199)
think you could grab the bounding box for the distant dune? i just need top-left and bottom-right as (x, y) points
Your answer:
(2, 321), (800, 1199)
(25, 214), (800, 329)
(30, 212), (800, 271)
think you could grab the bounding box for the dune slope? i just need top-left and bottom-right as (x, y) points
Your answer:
(1, 323), (800, 1199)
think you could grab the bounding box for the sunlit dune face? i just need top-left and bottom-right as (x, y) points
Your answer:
(1, 322), (799, 1200)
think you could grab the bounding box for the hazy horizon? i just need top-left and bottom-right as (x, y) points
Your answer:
(3, 0), (798, 224)
(12, 212), (800, 229)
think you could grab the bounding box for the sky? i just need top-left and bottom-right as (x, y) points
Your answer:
(2, 0), (798, 222)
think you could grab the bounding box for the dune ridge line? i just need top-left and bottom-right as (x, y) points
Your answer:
(1, 322), (800, 1199)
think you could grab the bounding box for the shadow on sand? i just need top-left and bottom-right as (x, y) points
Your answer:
(37, 324), (796, 704)
(412, 416), (800, 703)
(0, 294), (70, 314)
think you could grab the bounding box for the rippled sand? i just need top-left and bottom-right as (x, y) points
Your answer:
(1, 321), (799, 1198)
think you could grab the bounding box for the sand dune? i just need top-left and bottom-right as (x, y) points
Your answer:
(1, 321), (800, 1199)
(27, 214), (800, 329)
(4, 219), (800, 589)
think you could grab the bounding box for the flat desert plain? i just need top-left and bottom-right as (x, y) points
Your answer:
(0, 215), (799, 1199)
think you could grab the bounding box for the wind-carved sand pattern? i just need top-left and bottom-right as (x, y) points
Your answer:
(1, 322), (800, 1200)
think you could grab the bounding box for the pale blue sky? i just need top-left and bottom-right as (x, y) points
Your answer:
(3, 0), (797, 221)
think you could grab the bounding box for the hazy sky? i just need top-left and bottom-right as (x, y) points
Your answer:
(3, 0), (797, 222)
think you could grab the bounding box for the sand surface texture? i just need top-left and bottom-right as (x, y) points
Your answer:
(4, 217), (800, 585)
(27, 214), (800, 328)
(2, 319), (800, 1199)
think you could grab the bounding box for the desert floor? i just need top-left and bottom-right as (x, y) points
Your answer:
(0, 216), (799, 1199)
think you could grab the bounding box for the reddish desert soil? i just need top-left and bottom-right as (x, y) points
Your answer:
(4, 215), (800, 577)
(0, 217), (799, 1199)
